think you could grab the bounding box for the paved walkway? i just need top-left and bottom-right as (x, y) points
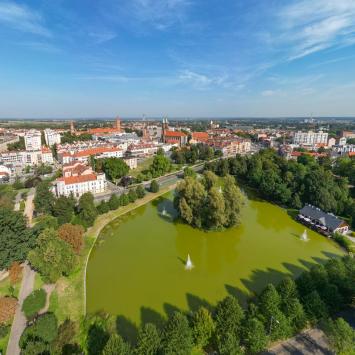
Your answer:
(23, 188), (35, 227)
(6, 263), (35, 355)
(14, 192), (22, 212)
(264, 328), (333, 355)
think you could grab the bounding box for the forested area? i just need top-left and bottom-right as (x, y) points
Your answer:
(171, 143), (222, 165)
(205, 149), (355, 228)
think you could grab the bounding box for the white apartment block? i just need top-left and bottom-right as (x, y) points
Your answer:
(293, 131), (328, 146)
(123, 157), (138, 169)
(0, 147), (53, 166)
(53, 173), (107, 198)
(44, 129), (61, 146)
(24, 130), (42, 151)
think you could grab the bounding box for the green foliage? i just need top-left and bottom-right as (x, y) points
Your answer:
(28, 229), (77, 283)
(20, 313), (58, 349)
(128, 189), (138, 203)
(302, 291), (329, 323)
(34, 181), (55, 214)
(191, 307), (214, 349)
(0, 324), (10, 339)
(76, 192), (98, 228)
(135, 323), (160, 355)
(160, 312), (193, 355)
(175, 172), (244, 230)
(102, 333), (131, 355)
(22, 288), (47, 319)
(97, 201), (111, 215)
(119, 194), (130, 206)
(183, 167), (196, 178)
(7, 136), (25, 151)
(323, 317), (355, 355)
(12, 177), (24, 190)
(108, 194), (120, 210)
(51, 319), (80, 355)
(32, 215), (58, 236)
(21, 340), (49, 355)
(150, 154), (172, 178)
(242, 317), (268, 354)
(171, 144), (215, 164)
(150, 180), (159, 193)
(35, 164), (53, 176)
(52, 195), (75, 225)
(98, 158), (129, 182)
(135, 185), (146, 199)
(214, 295), (244, 349)
(333, 233), (354, 252)
(61, 132), (92, 144)
(0, 207), (35, 269)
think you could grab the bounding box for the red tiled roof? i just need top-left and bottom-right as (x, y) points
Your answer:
(57, 174), (97, 185)
(349, 152), (355, 157)
(191, 132), (209, 140)
(41, 146), (51, 153)
(164, 130), (187, 137)
(88, 127), (120, 134)
(61, 146), (121, 158)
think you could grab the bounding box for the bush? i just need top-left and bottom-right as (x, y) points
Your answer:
(58, 223), (85, 254)
(0, 324), (10, 339)
(20, 313), (58, 349)
(22, 289), (47, 319)
(150, 180), (159, 193)
(0, 297), (17, 324)
(97, 201), (110, 215)
(333, 233), (353, 253)
(128, 189), (138, 203)
(108, 194), (120, 210)
(136, 185), (146, 199)
(9, 261), (23, 284)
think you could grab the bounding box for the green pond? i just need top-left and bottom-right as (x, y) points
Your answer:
(87, 192), (343, 326)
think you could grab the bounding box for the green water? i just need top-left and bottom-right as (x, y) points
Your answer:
(87, 193), (343, 326)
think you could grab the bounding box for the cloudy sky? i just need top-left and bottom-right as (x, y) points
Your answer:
(1, 0), (355, 118)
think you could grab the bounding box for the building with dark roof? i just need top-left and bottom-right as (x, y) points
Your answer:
(298, 205), (349, 235)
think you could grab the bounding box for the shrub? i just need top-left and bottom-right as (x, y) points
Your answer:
(150, 180), (159, 193)
(9, 261), (23, 284)
(108, 194), (120, 210)
(58, 224), (85, 254)
(0, 297), (17, 324)
(128, 189), (137, 203)
(20, 313), (58, 348)
(333, 233), (353, 253)
(97, 201), (110, 215)
(22, 289), (47, 319)
(0, 324), (10, 339)
(136, 185), (146, 199)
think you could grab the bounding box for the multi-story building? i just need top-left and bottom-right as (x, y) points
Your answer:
(190, 132), (209, 144)
(293, 130), (328, 146)
(24, 130), (42, 151)
(58, 146), (123, 164)
(0, 147), (53, 166)
(44, 129), (61, 146)
(207, 138), (251, 156)
(126, 143), (158, 157)
(123, 157), (138, 169)
(53, 173), (107, 198)
(342, 131), (355, 139)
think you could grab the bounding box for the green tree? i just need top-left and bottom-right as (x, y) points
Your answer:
(102, 334), (131, 355)
(183, 167), (196, 178)
(150, 154), (171, 177)
(214, 296), (244, 349)
(51, 319), (80, 355)
(102, 158), (129, 182)
(205, 187), (226, 229)
(97, 201), (110, 214)
(32, 215), (58, 236)
(34, 180), (55, 214)
(150, 180), (159, 193)
(302, 291), (328, 323)
(119, 194), (130, 206)
(135, 323), (160, 355)
(128, 189), (138, 203)
(53, 195), (75, 225)
(76, 192), (98, 228)
(160, 312), (193, 355)
(323, 317), (355, 355)
(191, 307), (214, 349)
(28, 229), (77, 283)
(0, 208), (35, 269)
(223, 175), (244, 227)
(202, 170), (218, 190)
(136, 185), (146, 199)
(108, 194), (120, 210)
(216, 331), (243, 355)
(242, 317), (268, 354)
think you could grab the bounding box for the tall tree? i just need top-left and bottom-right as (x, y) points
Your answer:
(191, 307), (214, 349)
(58, 223), (85, 254)
(34, 181), (55, 214)
(76, 192), (98, 228)
(242, 317), (268, 354)
(135, 323), (160, 355)
(0, 208), (35, 269)
(53, 195), (75, 225)
(102, 334), (131, 355)
(102, 158), (129, 182)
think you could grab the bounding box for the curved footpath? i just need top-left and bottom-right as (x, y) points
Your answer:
(83, 183), (177, 315)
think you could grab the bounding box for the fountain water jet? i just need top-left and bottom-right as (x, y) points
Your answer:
(300, 229), (309, 242)
(185, 254), (194, 270)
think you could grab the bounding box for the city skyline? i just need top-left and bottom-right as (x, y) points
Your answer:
(1, 0), (355, 118)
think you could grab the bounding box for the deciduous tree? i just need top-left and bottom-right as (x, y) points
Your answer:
(58, 223), (85, 254)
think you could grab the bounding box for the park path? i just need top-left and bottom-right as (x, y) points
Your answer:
(23, 187), (35, 227)
(38, 284), (55, 315)
(6, 263), (35, 355)
(14, 191), (22, 212)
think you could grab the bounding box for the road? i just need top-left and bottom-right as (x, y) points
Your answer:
(6, 263), (35, 355)
(23, 187), (35, 227)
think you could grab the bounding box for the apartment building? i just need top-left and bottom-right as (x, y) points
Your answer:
(44, 129), (61, 146)
(24, 130), (42, 151)
(293, 130), (328, 146)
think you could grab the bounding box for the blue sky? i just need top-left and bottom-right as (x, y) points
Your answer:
(1, 0), (355, 118)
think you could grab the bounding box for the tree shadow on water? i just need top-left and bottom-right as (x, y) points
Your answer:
(140, 306), (166, 330)
(224, 284), (250, 308)
(87, 323), (109, 355)
(164, 303), (181, 318)
(115, 315), (138, 345)
(186, 293), (214, 313)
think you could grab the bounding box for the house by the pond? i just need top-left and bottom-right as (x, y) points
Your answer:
(297, 205), (349, 235)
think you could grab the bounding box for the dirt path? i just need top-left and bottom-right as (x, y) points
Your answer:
(6, 263), (35, 355)
(23, 187), (35, 227)
(39, 284), (55, 315)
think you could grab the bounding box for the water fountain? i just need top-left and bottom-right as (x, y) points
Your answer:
(161, 207), (168, 217)
(300, 229), (309, 241)
(218, 186), (223, 193)
(185, 254), (194, 270)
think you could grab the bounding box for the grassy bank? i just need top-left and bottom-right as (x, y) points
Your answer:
(49, 183), (177, 324)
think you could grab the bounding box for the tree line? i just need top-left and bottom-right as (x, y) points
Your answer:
(205, 149), (355, 228)
(80, 256), (354, 355)
(171, 143), (222, 165)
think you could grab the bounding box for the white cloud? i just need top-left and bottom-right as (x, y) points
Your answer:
(178, 69), (230, 89)
(277, 0), (355, 60)
(261, 90), (276, 97)
(0, 1), (50, 36)
(89, 30), (117, 44)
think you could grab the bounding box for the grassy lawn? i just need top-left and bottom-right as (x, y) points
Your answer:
(51, 183), (177, 326)
(129, 156), (154, 177)
(0, 331), (10, 354)
(0, 274), (22, 299)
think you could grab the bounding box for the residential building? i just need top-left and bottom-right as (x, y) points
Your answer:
(127, 143), (158, 157)
(53, 173), (107, 198)
(207, 138), (251, 156)
(0, 148), (53, 166)
(87, 117), (122, 136)
(123, 157), (138, 169)
(293, 130), (328, 146)
(24, 130), (42, 151)
(163, 131), (188, 146)
(342, 131), (355, 139)
(298, 205), (349, 235)
(44, 129), (61, 146)
(190, 132), (209, 144)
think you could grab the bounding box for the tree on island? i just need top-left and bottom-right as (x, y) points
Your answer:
(174, 172), (244, 230)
